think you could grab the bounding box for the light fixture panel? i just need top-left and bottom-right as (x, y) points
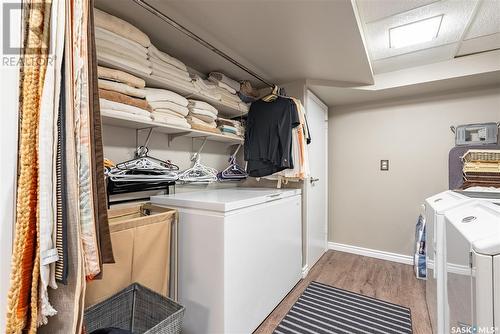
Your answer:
(389, 15), (443, 49)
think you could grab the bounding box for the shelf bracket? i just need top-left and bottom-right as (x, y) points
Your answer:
(167, 131), (191, 146)
(135, 127), (156, 156)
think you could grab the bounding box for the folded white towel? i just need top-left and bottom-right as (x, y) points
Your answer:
(186, 115), (217, 128)
(151, 63), (191, 83)
(97, 51), (152, 77)
(100, 98), (151, 117)
(150, 57), (190, 78)
(99, 79), (146, 99)
(188, 99), (218, 115)
(96, 43), (149, 68)
(101, 109), (152, 122)
(208, 72), (240, 92)
(144, 88), (188, 106)
(151, 113), (191, 128)
(189, 108), (217, 122)
(153, 108), (186, 119)
(150, 74), (197, 92)
(148, 44), (187, 71)
(98, 66), (145, 89)
(209, 78), (237, 94)
(95, 27), (147, 56)
(149, 101), (189, 116)
(94, 8), (151, 47)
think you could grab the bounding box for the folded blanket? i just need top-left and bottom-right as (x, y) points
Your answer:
(100, 98), (151, 117)
(189, 108), (217, 123)
(219, 131), (241, 138)
(219, 125), (238, 134)
(209, 78), (237, 94)
(97, 51), (152, 77)
(148, 44), (187, 71)
(209, 72), (240, 92)
(101, 109), (152, 122)
(193, 79), (222, 100)
(151, 113), (191, 128)
(144, 88), (188, 106)
(99, 89), (151, 111)
(94, 8), (151, 47)
(150, 74), (196, 92)
(187, 115), (217, 128)
(95, 27), (147, 56)
(153, 108), (186, 119)
(150, 57), (190, 79)
(217, 117), (241, 127)
(97, 43), (149, 68)
(190, 123), (221, 134)
(151, 63), (191, 83)
(98, 66), (145, 89)
(149, 101), (189, 116)
(98, 79), (146, 98)
(188, 99), (218, 115)
(219, 88), (242, 102)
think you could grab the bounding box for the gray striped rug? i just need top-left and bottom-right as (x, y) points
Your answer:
(274, 281), (412, 334)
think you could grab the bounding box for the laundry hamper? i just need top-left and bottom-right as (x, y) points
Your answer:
(84, 283), (184, 334)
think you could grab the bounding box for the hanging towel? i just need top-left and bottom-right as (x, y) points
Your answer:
(98, 79), (146, 99)
(144, 87), (189, 106)
(98, 66), (145, 89)
(99, 89), (151, 111)
(188, 99), (218, 115)
(94, 8), (150, 47)
(148, 44), (187, 71)
(208, 72), (240, 92)
(148, 101), (189, 116)
(95, 27), (147, 57)
(100, 98), (152, 118)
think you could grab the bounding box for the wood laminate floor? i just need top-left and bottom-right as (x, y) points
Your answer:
(254, 250), (431, 334)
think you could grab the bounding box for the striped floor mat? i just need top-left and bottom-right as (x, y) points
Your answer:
(274, 281), (413, 334)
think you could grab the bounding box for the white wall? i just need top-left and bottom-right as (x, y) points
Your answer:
(328, 86), (500, 256)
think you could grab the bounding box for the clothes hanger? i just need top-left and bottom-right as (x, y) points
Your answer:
(178, 138), (218, 183)
(262, 85), (279, 102)
(218, 144), (248, 181)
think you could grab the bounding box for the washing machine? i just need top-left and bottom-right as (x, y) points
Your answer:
(444, 200), (500, 333)
(424, 190), (470, 334)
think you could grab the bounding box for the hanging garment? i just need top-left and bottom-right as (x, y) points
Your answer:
(244, 97), (300, 177)
(6, 1), (52, 333)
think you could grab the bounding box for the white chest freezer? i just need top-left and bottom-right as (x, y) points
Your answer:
(151, 188), (302, 334)
(424, 190), (469, 334)
(444, 200), (500, 334)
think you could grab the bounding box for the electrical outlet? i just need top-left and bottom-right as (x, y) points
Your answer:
(380, 160), (389, 171)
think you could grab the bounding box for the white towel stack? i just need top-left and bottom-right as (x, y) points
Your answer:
(145, 88), (191, 129)
(147, 44), (195, 91)
(208, 72), (248, 112)
(94, 9), (152, 76)
(217, 117), (245, 138)
(186, 100), (218, 131)
(191, 74), (222, 101)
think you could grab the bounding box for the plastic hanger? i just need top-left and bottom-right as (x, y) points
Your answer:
(178, 138), (218, 184)
(218, 144), (248, 181)
(262, 85), (279, 102)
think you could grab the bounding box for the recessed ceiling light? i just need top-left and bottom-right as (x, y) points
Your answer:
(389, 15), (443, 49)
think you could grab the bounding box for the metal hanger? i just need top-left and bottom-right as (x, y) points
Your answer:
(218, 144), (248, 181)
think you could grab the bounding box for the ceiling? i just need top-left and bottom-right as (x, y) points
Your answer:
(96, 0), (374, 87)
(356, 0), (500, 73)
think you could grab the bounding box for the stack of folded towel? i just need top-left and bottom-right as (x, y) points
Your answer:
(147, 44), (195, 91)
(208, 72), (249, 112)
(144, 88), (191, 129)
(191, 74), (222, 100)
(98, 66), (152, 121)
(94, 9), (152, 77)
(186, 100), (220, 134)
(217, 117), (245, 139)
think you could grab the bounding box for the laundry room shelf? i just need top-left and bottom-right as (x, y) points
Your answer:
(101, 110), (244, 144)
(99, 59), (249, 118)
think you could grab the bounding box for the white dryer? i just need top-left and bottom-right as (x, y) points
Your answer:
(424, 190), (469, 334)
(444, 200), (500, 333)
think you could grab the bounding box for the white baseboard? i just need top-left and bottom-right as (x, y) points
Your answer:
(301, 264), (310, 278)
(328, 242), (413, 265)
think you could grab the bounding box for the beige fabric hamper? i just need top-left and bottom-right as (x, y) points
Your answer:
(85, 204), (177, 307)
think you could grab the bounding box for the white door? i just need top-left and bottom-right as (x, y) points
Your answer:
(305, 90), (328, 270)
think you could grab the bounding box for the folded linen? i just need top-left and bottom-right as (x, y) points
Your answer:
(153, 108), (187, 119)
(219, 88), (242, 102)
(100, 98), (151, 118)
(99, 89), (151, 111)
(188, 99), (218, 115)
(148, 44), (187, 71)
(151, 63), (191, 83)
(189, 108), (217, 122)
(209, 72), (240, 92)
(217, 117), (240, 127)
(151, 113), (191, 128)
(99, 79), (146, 99)
(97, 43), (149, 68)
(101, 109), (152, 122)
(98, 51), (152, 77)
(192, 79), (222, 100)
(219, 125), (238, 135)
(150, 74), (197, 92)
(150, 57), (190, 79)
(210, 79), (237, 94)
(148, 101), (189, 116)
(95, 27), (147, 57)
(98, 66), (145, 89)
(219, 131), (241, 139)
(94, 8), (151, 47)
(186, 115), (217, 128)
(144, 88), (188, 106)
(190, 123), (221, 134)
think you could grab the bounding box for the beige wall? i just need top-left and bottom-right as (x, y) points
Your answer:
(328, 86), (500, 256)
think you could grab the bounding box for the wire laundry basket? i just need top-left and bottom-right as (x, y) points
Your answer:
(84, 283), (184, 334)
(462, 149), (500, 173)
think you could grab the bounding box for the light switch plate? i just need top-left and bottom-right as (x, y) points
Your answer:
(380, 160), (389, 171)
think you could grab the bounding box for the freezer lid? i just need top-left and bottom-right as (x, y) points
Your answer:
(425, 190), (468, 213)
(444, 200), (500, 255)
(150, 188), (301, 212)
